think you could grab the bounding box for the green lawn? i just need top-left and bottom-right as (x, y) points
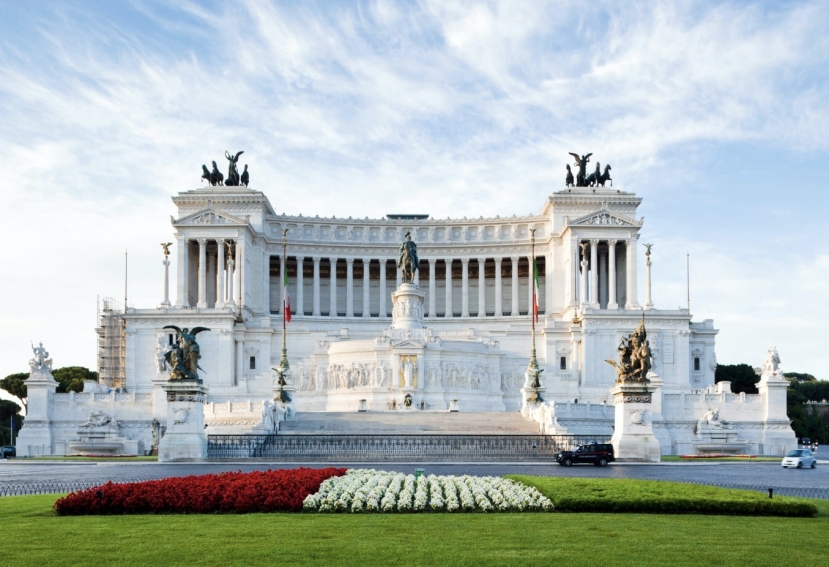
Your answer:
(1, 486), (827, 567)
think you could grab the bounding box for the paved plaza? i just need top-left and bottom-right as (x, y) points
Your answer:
(1, 445), (825, 491)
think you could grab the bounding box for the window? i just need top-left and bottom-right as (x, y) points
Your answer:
(694, 357), (700, 372)
(249, 356), (256, 370)
(560, 356), (567, 371)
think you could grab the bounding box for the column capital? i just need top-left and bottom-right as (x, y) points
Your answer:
(494, 257), (503, 265)
(461, 258), (470, 265)
(590, 238), (599, 245)
(312, 256), (321, 264)
(295, 255), (305, 262)
(361, 258), (371, 265)
(216, 237), (225, 244)
(608, 239), (617, 246)
(476, 257), (486, 264)
(197, 237), (207, 245)
(345, 257), (355, 265)
(510, 256), (520, 262)
(629, 233), (640, 242)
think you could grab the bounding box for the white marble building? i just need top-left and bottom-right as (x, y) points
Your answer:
(16, 182), (796, 457)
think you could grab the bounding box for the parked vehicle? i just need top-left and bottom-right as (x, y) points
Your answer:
(555, 443), (615, 467)
(781, 449), (816, 469)
(0, 446), (15, 458)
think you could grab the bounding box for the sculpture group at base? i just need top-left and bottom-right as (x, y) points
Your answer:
(605, 319), (652, 383)
(162, 326), (211, 382)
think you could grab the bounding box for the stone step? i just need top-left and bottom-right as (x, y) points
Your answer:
(279, 411), (540, 435)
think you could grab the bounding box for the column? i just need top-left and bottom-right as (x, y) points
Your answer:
(263, 250), (270, 315)
(607, 240), (618, 310)
(226, 244), (235, 309)
(589, 239), (599, 308)
(579, 243), (588, 307)
(379, 259), (387, 317)
(234, 240), (243, 310)
(216, 238), (225, 308)
(569, 238), (578, 307)
(312, 256), (321, 316)
(197, 238), (207, 308)
(296, 256), (304, 317)
(645, 246), (654, 310)
(175, 238), (189, 308)
(477, 258), (486, 317)
(162, 255), (171, 307)
(510, 256), (519, 316)
(527, 255), (534, 316)
(396, 261), (402, 288)
(444, 259), (453, 318)
(598, 247), (608, 309)
(207, 251), (216, 307)
(362, 258), (371, 318)
(626, 236), (640, 309)
(329, 257), (338, 317)
(494, 258), (503, 317)
(461, 258), (470, 317)
(346, 258), (354, 317)
(428, 260), (436, 317)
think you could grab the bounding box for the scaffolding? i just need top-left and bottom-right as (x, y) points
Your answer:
(96, 297), (125, 390)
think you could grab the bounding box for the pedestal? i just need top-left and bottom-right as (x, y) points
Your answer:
(391, 283), (425, 330)
(158, 381), (208, 462)
(520, 387), (546, 416)
(16, 368), (58, 457)
(610, 382), (661, 462)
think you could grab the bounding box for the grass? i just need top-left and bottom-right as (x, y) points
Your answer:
(1, 492), (827, 567)
(509, 475), (817, 516)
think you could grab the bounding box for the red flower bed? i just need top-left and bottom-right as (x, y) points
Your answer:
(54, 467), (346, 515)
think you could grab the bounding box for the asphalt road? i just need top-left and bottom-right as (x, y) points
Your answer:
(1, 445), (826, 490)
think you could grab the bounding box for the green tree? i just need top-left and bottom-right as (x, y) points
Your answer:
(715, 364), (759, 394)
(0, 373), (28, 412)
(0, 399), (23, 446)
(51, 367), (98, 394)
(785, 372), (817, 383)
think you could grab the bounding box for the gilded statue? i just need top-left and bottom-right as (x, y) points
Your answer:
(605, 318), (652, 383)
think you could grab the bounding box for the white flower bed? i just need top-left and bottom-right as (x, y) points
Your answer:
(303, 469), (553, 513)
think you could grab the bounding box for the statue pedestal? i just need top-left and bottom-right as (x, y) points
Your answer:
(158, 381), (208, 462)
(610, 382), (661, 462)
(16, 367), (58, 457)
(391, 283), (425, 330)
(520, 387), (546, 416)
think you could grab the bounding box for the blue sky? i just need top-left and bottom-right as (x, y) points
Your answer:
(1, 0), (828, 384)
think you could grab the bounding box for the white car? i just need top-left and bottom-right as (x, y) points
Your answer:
(782, 449), (817, 469)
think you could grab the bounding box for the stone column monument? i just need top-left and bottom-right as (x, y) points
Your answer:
(607, 319), (661, 461)
(15, 342), (58, 457)
(158, 326), (210, 462)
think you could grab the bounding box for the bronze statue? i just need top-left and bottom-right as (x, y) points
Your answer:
(565, 165), (574, 187)
(161, 242), (172, 258)
(210, 161), (224, 186)
(605, 318), (652, 383)
(597, 164), (612, 187)
(201, 165), (212, 185)
(224, 151), (244, 186)
(568, 152), (592, 187)
(163, 325), (211, 382)
(398, 232), (419, 283)
(585, 162), (601, 186)
(240, 164), (249, 187)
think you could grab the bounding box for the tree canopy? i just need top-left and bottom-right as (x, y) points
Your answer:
(0, 373), (28, 412)
(714, 364), (759, 394)
(0, 399), (23, 446)
(1, 367), (100, 411)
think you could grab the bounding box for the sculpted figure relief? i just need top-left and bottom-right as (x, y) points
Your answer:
(698, 408), (731, 430)
(761, 346), (782, 377)
(80, 410), (113, 429)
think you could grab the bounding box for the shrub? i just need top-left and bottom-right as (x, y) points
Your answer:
(54, 467), (346, 515)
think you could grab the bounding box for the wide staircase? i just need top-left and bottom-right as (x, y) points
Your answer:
(279, 411), (540, 435)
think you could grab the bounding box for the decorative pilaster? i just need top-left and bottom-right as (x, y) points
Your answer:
(494, 258), (503, 317)
(579, 242), (589, 307)
(362, 258), (371, 318)
(589, 239), (599, 308)
(379, 259), (387, 317)
(263, 250), (270, 314)
(234, 239), (243, 310)
(477, 258), (486, 317)
(428, 260), (436, 317)
(444, 259), (453, 318)
(346, 258), (355, 317)
(312, 256), (321, 316)
(197, 238), (207, 308)
(626, 236), (640, 309)
(329, 257), (338, 317)
(510, 256), (519, 316)
(607, 239), (618, 310)
(461, 258), (470, 317)
(226, 243), (235, 309)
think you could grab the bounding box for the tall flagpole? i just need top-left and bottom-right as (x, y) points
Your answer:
(527, 228), (541, 392)
(277, 229), (290, 400)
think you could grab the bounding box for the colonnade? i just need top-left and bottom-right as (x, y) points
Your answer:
(277, 256), (544, 319)
(574, 237), (639, 310)
(174, 238), (241, 309)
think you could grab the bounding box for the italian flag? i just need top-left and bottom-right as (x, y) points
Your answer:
(283, 267), (291, 323)
(533, 258), (540, 323)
